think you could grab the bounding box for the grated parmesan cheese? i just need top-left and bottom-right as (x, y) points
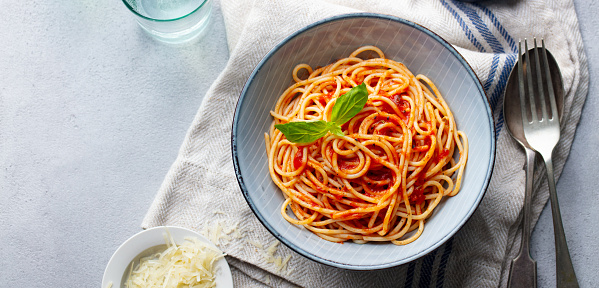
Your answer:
(247, 239), (264, 250)
(266, 241), (279, 256)
(124, 234), (225, 288)
(247, 239), (293, 275)
(280, 255), (292, 273)
(202, 220), (242, 246)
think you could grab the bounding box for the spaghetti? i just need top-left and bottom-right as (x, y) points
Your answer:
(264, 46), (468, 245)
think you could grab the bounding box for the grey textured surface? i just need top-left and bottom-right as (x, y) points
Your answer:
(0, 1), (229, 286)
(0, 1), (596, 288)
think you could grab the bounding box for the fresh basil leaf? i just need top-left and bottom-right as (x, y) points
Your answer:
(275, 120), (332, 144)
(329, 123), (344, 137)
(274, 84), (367, 144)
(330, 83), (368, 125)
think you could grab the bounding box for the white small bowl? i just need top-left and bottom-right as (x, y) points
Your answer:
(102, 226), (233, 288)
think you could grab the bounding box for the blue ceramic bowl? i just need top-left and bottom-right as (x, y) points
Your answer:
(232, 13), (495, 270)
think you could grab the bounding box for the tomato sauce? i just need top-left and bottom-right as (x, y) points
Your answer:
(382, 94), (410, 120)
(412, 136), (432, 152)
(327, 147), (334, 160)
(338, 157), (359, 170)
(348, 202), (363, 208)
(414, 172), (426, 186)
(411, 145), (429, 152)
(315, 185), (326, 193)
(318, 92), (333, 107)
(293, 146), (305, 169)
(376, 127), (392, 136)
(379, 103), (395, 115)
(397, 99), (411, 120)
(433, 148), (450, 164)
(362, 168), (394, 194)
(410, 186), (425, 205)
(367, 168), (393, 182)
(342, 213), (363, 220)
(341, 122), (350, 133)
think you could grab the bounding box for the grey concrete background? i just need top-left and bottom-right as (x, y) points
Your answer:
(0, 0), (596, 287)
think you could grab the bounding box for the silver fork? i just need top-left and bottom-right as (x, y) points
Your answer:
(518, 38), (579, 287)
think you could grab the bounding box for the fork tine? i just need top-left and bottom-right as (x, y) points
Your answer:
(541, 39), (559, 122)
(524, 39), (538, 122)
(517, 40), (529, 123)
(533, 38), (549, 121)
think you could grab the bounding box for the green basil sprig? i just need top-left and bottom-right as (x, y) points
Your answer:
(275, 120), (334, 144)
(274, 83), (368, 144)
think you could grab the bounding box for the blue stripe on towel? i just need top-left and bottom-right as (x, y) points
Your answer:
(440, 0), (485, 52)
(490, 54), (517, 135)
(418, 249), (439, 288)
(435, 237), (454, 288)
(473, 3), (518, 53)
(451, 0), (504, 54)
(484, 54), (501, 93)
(467, 3), (518, 135)
(490, 54), (516, 110)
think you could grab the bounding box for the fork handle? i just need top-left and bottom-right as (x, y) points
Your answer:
(543, 156), (579, 287)
(508, 148), (537, 288)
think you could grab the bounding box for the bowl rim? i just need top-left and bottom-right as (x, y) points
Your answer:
(231, 12), (496, 270)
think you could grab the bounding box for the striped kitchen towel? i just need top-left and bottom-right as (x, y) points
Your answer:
(142, 0), (588, 287)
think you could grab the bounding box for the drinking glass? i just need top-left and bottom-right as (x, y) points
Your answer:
(123, 0), (212, 44)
